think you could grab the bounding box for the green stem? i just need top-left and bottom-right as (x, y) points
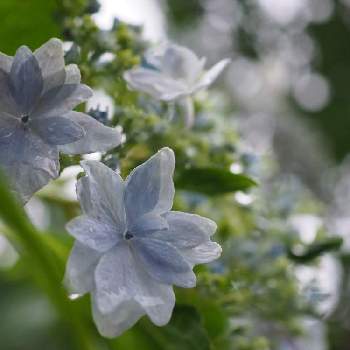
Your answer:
(0, 177), (96, 350)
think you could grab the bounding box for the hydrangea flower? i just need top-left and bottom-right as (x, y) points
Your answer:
(65, 148), (222, 338)
(124, 43), (230, 127)
(0, 38), (121, 203)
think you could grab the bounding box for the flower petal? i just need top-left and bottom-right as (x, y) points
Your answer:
(160, 44), (205, 85)
(65, 64), (81, 84)
(78, 160), (126, 231)
(58, 112), (121, 155)
(94, 243), (175, 328)
(32, 84), (92, 118)
(128, 212), (168, 237)
(0, 70), (18, 116)
(66, 215), (121, 252)
(0, 126), (59, 203)
(132, 237), (196, 288)
(180, 241), (222, 267)
(91, 294), (144, 338)
(193, 58), (231, 92)
(0, 112), (19, 139)
(0, 52), (12, 73)
(34, 38), (66, 93)
(124, 68), (188, 101)
(30, 115), (85, 145)
(64, 242), (101, 295)
(151, 211), (217, 249)
(6, 164), (58, 204)
(125, 147), (175, 228)
(9, 46), (43, 114)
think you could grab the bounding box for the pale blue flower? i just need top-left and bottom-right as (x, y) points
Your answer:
(124, 43), (230, 127)
(65, 148), (221, 337)
(0, 39), (121, 203)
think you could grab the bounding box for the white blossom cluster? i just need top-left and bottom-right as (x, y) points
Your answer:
(0, 39), (224, 337)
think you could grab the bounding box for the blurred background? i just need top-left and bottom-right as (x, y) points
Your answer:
(1, 0), (350, 349)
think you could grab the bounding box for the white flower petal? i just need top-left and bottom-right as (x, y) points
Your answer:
(193, 58), (231, 92)
(125, 147), (175, 227)
(65, 64), (81, 84)
(124, 68), (188, 101)
(160, 44), (204, 85)
(30, 115), (85, 145)
(152, 211), (217, 248)
(94, 242), (175, 328)
(67, 215), (121, 252)
(64, 242), (101, 295)
(9, 46), (43, 114)
(91, 294), (144, 338)
(34, 38), (66, 93)
(132, 237), (196, 288)
(78, 160), (126, 231)
(181, 241), (222, 267)
(0, 52), (12, 73)
(32, 84), (93, 118)
(58, 112), (121, 154)
(0, 70), (18, 116)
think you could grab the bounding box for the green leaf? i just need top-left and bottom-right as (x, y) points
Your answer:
(287, 237), (343, 263)
(0, 0), (60, 55)
(176, 167), (257, 195)
(150, 305), (211, 350)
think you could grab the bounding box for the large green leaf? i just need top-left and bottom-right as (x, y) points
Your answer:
(155, 305), (210, 350)
(176, 167), (257, 195)
(0, 0), (60, 54)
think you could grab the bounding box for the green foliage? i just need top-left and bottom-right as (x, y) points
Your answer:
(176, 167), (257, 195)
(0, 0), (60, 54)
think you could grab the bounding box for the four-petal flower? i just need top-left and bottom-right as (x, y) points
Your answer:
(65, 148), (222, 337)
(124, 43), (230, 127)
(0, 39), (121, 203)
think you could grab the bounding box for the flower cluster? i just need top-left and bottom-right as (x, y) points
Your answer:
(0, 38), (222, 338)
(124, 43), (230, 127)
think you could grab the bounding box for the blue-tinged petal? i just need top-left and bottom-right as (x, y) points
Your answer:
(180, 241), (222, 267)
(0, 52), (12, 73)
(0, 112), (19, 140)
(66, 215), (121, 253)
(94, 243), (175, 330)
(0, 127), (59, 203)
(132, 237), (196, 288)
(125, 147), (175, 227)
(65, 64), (81, 84)
(128, 212), (168, 237)
(78, 161), (126, 231)
(124, 68), (188, 101)
(31, 83), (92, 118)
(92, 293), (144, 338)
(34, 38), (66, 93)
(64, 242), (102, 295)
(30, 115), (85, 145)
(58, 112), (121, 155)
(151, 211), (217, 249)
(3, 162), (59, 205)
(193, 58), (231, 93)
(160, 44), (205, 85)
(9, 46), (43, 114)
(0, 69), (19, 116)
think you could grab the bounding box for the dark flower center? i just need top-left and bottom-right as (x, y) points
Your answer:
(125, 231), (134, 240)
(21, 115), (29, 123)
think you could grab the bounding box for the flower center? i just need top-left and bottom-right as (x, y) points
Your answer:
(21, 115), (29, 123)
(124, 231), (134, 240)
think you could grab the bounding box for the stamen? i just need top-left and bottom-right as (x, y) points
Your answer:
(21, 115), (29, 123)
(125, 232), (134, 240)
